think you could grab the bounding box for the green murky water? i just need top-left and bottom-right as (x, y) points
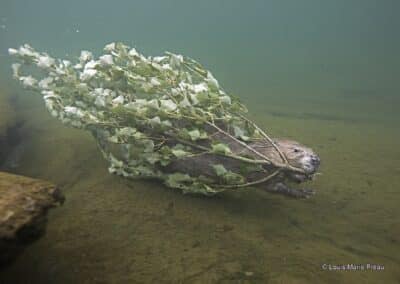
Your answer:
(0, 1), (399, 283)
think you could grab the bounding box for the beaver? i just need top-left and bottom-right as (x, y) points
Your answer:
(166, 133), (320, 198)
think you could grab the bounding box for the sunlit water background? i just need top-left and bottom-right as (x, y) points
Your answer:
(0, 1), (399, 283)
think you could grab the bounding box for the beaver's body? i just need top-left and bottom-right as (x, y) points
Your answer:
(167, 133), (320, 198)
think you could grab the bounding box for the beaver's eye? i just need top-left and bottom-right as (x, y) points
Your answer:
(293, 148), (300, 153)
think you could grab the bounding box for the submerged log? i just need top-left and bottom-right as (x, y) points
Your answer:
(0, 171), (64, 267)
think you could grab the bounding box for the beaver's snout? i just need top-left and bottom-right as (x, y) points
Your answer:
(310, 155), (320, 167)
(289, 152), (320, 183)
(299, 154), (320, 174)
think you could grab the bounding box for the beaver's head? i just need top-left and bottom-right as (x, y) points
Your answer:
(274, 139), (320, 182)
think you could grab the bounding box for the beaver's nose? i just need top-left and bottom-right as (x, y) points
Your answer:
(311, 155), (320, 166)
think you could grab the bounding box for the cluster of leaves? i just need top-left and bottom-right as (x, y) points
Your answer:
(9, 42), (288, 195)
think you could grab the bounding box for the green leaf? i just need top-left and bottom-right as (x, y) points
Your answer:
(141, 152), (160, 164)
(159, 145), (172, 166)
(107, 135), (119, 143)
(160, 159), (171, 166)
(179, 96), (191, 108)
(212, 164), (227, 176)
(135, 165), (157, 177)
(161, 120), (172, 127)
(165, 173), (193, 188)
(188, 129), (200, 141)
(233, 125), (244, 138)
(199, 130), (208, 139)
(182, 182), (218, 195)
(195, 92), (209, 104)
(233, 125), (249, 141)
(171, 149), (190, 158)
(223, 171), (245, 185)
(212, 164), (244, 185)
(143, 139), (154, 153)
(177, 128), (190, 140)
(239, 164), (264, 175)
(117, 127), (137, 136)
(133, 131), (145, 140)
(206, 71), (219, 91)
(220, 95), (231, 105)
(149, 116), (161, 126)
(211, 143), (232, 154)
(160, 99), (177, 111)
(147, 99), (159, 109)
(197, 175), (215, 184)
(208, 92), (220, 102)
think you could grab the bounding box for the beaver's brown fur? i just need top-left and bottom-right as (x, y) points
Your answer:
(167, 136), (320, 198)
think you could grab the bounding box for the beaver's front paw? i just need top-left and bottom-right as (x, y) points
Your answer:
(289, 188), (315, 199)
(265, 183), (315, 199)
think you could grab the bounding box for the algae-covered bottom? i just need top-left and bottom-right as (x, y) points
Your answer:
(0, 91), (399, 283)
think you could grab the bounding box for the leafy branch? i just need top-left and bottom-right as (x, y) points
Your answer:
(9, 42), (307, 195)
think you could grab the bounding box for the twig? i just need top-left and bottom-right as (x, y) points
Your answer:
(238, 113), (288, 164)
(171, 136), (272, 165)
(205, 121), (274, 165)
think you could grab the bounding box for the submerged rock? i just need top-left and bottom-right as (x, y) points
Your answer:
(0, 171), (64, 267)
